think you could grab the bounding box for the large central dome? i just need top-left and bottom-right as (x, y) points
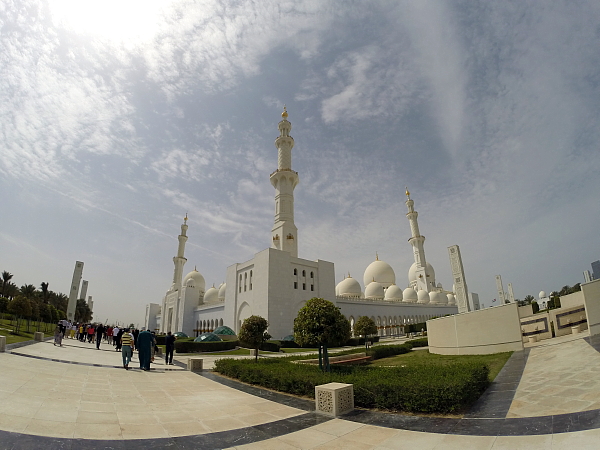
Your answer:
(363, 258), (396, 288)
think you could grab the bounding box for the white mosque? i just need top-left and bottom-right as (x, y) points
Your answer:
(144, 108), (463, 339)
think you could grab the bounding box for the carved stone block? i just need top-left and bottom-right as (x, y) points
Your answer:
(315, 382), (354, 417)
(34, 332), (44, 342)
(187, 358), (203, 372)
(0, 336), (5, 352)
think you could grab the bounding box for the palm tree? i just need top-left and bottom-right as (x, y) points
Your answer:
(523, 295), (535, 304)
(20, 284), (37, 299)
(1, 271), (13, 296)
(40, 282), (50, 304)
(3, 282), (18, 300)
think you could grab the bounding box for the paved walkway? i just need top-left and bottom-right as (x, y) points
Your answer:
(0, 332), (600, 448)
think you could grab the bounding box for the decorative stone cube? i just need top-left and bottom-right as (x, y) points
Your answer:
(187, 358), (203, 372)
(0, 336), (5, 352)
(315, 382), (354, 417)
(34, 332), (44, 342)
(250, 349), (258, 357)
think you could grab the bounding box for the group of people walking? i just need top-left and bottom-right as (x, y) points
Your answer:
(53, 319), (177, 370)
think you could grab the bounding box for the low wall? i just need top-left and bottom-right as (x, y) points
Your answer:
(582, 279), (600, 336)
(550, 305), (588, 337)
(518, 304), (534, 318)
(428, 303), (524, 355)
(559, 291), (585, 310)
(520, 312), (552, 341)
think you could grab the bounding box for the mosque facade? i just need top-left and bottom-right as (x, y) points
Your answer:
(145, 109), (459, 339)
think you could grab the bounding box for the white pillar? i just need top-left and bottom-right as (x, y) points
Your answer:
(66, 261), (84, 322)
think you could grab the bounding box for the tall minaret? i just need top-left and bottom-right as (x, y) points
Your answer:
(270, 107), (299, 257)
(405, 189), (431, 292)
(170, 214), (188, 292)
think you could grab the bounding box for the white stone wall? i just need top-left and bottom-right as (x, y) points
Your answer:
(582, 279), (600, 336)
(144, 303), (161, 332)
(428, 302), (523, 355)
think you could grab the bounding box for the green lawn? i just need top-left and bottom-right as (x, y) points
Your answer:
(371, 349), (512, 381)
(0, 318), (56, 344)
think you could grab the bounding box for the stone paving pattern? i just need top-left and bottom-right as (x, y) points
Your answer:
(1, 332), (600, 448)
(508, 333), (600, 418)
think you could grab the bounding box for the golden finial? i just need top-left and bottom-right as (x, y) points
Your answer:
(348, 271), (351, 278)
(194, 265), (197, 271)
(376, 252), (379, 261)
(405, 187), (410, 198)
(184, 212), (188, 223)
(282, 105), (288, 118)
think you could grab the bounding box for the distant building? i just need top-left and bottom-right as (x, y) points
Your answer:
(592, 260), (600, 281)
(584, 270), (593, 283)
(469, 292), (481, 310)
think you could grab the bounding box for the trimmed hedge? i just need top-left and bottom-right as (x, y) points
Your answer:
(345, 336), (380, 346)
(239, 340), (281, 352)
(175, 339), (238, 353)
(367, 344), (412, 360)
(214, 357), (489, 413)
(406, 338), (428, 348)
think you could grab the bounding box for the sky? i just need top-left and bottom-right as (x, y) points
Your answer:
(1, 0), (600, 327)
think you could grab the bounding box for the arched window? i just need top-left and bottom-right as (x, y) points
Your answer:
(310, 271), (314, 278)
(249, 270), (253, 290)
(302, 270), (306, 277)
(244, 273), (247, 292)
(239, 275), (242, 293)
(294, 268), (297, 275)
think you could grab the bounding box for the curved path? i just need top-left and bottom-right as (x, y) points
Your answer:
(0, 333), (599, 449)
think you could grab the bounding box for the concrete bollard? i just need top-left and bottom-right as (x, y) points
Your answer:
(0, 336), (5, 352)
(315, 383), (354, 417)
(187, 358), (203, 372)
(34, 332), (44, 342)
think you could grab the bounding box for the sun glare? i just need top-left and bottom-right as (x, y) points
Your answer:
(48, 0), (173, 45)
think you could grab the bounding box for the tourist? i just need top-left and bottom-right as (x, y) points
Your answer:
(53, 323), (63, 347)
(69, 323), (76, 339)
(106, 326), (113, 344)
(112, 326), (120, 349)
(87, 324), (95, 343)
(165, 331), (176, 365)
(78, 324), (85, 341)
(121, 328), (134, 369)
(115, 328), (124, 351)
(95, 324), (104, 350)
(137, 329), (153, 371)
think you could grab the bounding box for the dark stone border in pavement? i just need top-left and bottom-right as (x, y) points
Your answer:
(463, 348), (530, 418)
(0, 412), (332, 450)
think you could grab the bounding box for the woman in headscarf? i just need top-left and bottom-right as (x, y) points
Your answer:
(53, 323), (63, 347)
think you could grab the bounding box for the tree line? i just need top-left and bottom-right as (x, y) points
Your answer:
(0, 270), (93, 334)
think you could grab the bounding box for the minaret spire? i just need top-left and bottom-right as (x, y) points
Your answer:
(171, 215), (188, 292)
(405, 190), (431, 292)
(270, 107), (299, 257)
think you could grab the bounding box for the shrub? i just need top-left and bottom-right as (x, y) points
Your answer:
(175, 339), (238, 353)
(406, 338), (428, 348)
(214, 358), (489, 414)
(239, 340), (281, 353)
(367, 344), (412, 360)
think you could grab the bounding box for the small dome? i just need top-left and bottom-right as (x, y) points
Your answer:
(408, 262), (436, 284)
(384, 284), (403, 301)
(539, 291), (546, 299)
(194, 332), (222, 342)
(430, 291), (447, 305)
(365, 281), (384, 299)
(204, 286), (219, 303)
(364, 259), (396, 288)
(403, 287), (418, 303)
(447, 293), (456, 305)
(336, 276), (362, 297)
(218, 283), (226, 300)
(417, 290), (430, 304)
(213, 326), (235, 336)
(185, 278), (197, 288)
(184, 269), (205, 292)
